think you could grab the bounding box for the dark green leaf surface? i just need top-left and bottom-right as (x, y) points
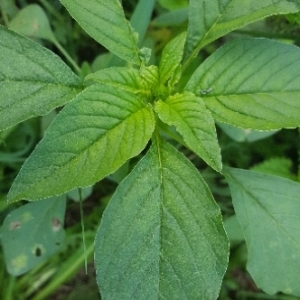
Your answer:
(95, 137), (229, 299)
(224, 167), (300, 296)
(184, 0), (300, 64)
(0, 195), (66, 276)
(155, 92), (222, 172)
(7, 84), (155, 202)
(61, 0), (141, 65)
(0, 26), (82, 131)
(158, 32), (186, 84)
(186, 39), (300, 130)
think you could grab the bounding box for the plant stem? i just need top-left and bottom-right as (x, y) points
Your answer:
(51, 38), (81, 74)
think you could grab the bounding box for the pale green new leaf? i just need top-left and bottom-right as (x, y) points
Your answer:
(95, 137), (229, 299)
(224, 167), (300, 297)
(185, 39), (300, 130)
(159, 32), (186, 84)
(85, 67), (149, 96)
(0, 195), (66, 276)
(7, 84), (155, 202)
(0, 26), (82, 131)
(60, 0), (141, 65)
(184, 0), (300, 64)
(155, 92), (222, 172)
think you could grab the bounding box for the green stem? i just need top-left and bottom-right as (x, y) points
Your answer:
(79, 188), (88, 274)
(51, 38), (81, 74)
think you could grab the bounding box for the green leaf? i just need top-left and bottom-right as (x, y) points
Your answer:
(0, 26), (82, 131)
(85, 67), (149, 96)
(185, 39), (300, 130)
(224, 167), (300, 296)
(184, 0), (300, 65)
(155, 92), (222, 172)
(7, 84), (155, 202)
(217, 123), (278, 143)
(251, 157), (297, 181)
(0, 195), (66, 276)
(95, 137), (229, 299)
(8, 4), (56, 42)
(60, 0), (141, 65)
(130, 0), (156, 46)
(158, 32), (186, 84)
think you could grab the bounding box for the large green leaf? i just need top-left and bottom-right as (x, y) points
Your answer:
(0, 26), (82, 131)
(7, 84), (155, 202)
(155, 92), (222, 172)
(158, 32), (186, 84)
(224, 167), (300, 297)
(184, 0), (300, 65)
(185, 39), (300, 130)
(60, 0), (141, 65)
(0, 195), (66, 276)
(95, 137), (229, 299)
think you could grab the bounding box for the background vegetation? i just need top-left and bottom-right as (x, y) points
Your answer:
(1, 0), (300, 299)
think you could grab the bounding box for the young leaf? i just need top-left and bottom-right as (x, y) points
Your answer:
(185, 39), (300, 130)
(95, 137), (229, 299)
(158, 32), (186, 84)
(85, 67), (149, 96)
(0, 26), (82, 131)
(224, 167), (300, 297)
(60, 0), (141, 65)
(0, 195), (66, 276)
(184, 0), (300, 65)
(7, 84), (155, 202)
(155, 92), (222, 172)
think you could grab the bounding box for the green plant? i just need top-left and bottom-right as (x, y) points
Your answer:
(1, 0), (300, 299)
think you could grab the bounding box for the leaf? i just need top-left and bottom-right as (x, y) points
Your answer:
(7, 84), (155, 202)
(0, 26), (82, 131)
(184, 0), (300, 65)
(224, 167), (300, 296)
(85, 67), (149, 96)
(60, 0), (141, 65)
(130, 0), (156, 46)
(0, 195), (66, 276)
(158, 32), (186, 84)
(185, 38), (300, 130)
(251, 157), (297, 181)
(95, 137), (229, 299)
(155, 92), (222, 172)
(8, 4), (56, 42)
(217, 123), (278, 143)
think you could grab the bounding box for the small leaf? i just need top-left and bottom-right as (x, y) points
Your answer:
(0, 195), (66, 276)
(60, 0), (141, 65)
(184, 0), (300, 64)
(95, 137), (229, 299)
(155, 92), (222, 172)
(7, 84), (155, 202)
(224, 167), (300, 296)
(8, 4), (56, 42)
(0, 26), (82, 131)
(85, 67), (149, 95)
(186, 39), (300, 130)
(158, 32), (186, 84)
